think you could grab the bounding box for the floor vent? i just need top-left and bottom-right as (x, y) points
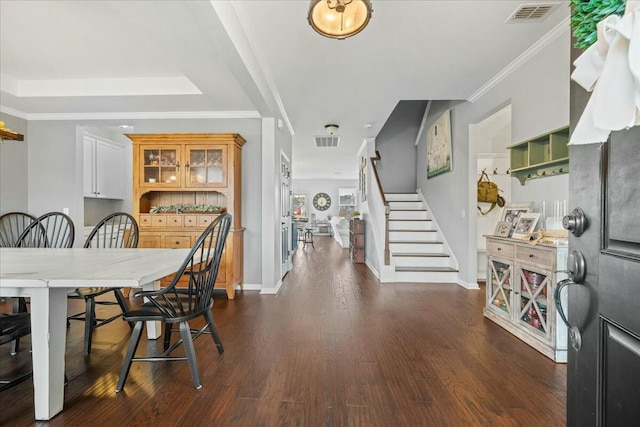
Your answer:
(315, 136), (340, 148)
(506, 3), (560, 23)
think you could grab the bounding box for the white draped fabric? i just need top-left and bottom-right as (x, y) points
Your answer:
(570, 1), (640, 145)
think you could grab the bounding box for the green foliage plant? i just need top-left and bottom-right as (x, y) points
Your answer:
(571, 0), (626, 49)
(149, 204), (224, 214)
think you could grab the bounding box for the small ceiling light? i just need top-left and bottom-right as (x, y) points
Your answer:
(325, 124), (339, 135)
(308, 0), (373, 40)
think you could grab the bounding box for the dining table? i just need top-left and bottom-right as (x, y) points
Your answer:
(0, 247), (193, 421)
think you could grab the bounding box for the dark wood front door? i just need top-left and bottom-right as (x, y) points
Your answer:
(567, 47), (640, 425)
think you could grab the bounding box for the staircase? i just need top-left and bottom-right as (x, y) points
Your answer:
(386, 193), (458, 283)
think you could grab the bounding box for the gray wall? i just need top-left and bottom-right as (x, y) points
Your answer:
(376, 101), (427, 193)
(0, 113), (29, 213)
(416, 30), (570, 286)
(24, 118), (263, 285)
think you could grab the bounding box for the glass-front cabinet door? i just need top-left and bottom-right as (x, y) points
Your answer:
(487, 258), (513, 318)
(140, 146), (181, 188)
(516, 265), (551, 341)
(186, 145), (227, 188)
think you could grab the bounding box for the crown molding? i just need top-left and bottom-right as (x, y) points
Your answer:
(0, 106), (260, 121)
(0, 105), (29, 120)
(467, 16), (570, 103)
(2, 77), (201, 98)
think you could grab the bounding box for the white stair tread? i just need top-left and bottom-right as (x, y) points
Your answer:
(391, 230), (437, 233)
(393, 253), (449, 257)
(395, 266), (459, 272)
(389, 240), (443, 244)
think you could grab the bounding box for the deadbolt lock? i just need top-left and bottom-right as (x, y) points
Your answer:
(563, 207), (587, 237)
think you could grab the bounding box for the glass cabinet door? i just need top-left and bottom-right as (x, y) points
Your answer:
(488, 258), (513, 317)
(140, 146), (181, 187)
(186, 146), (227, 188)
(516, 266), (551, 340)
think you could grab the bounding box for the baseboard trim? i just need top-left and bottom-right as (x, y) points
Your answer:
(365, 260), (380, 279)
(456, 279), (480, 290)
(239, 283), (262, 292)
(259, 280), (283, 295)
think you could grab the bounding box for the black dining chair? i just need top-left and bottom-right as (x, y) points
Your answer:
(67, 212), (139, 355)
(0, 312), (32, 392)
(11, 212), (74, 354)
(115, 213), (232, 392)
(16, 211), (75, 249)
(0, 212), (36, 247)
(0, 212), (36, 349)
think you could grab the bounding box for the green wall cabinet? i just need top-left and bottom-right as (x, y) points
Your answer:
(508, 126), (569, 185)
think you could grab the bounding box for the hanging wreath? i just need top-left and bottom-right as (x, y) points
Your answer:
(571, 0), (626, 48)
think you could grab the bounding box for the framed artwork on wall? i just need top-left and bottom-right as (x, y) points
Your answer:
(338, 187), (357, 217)
(359, 156), (367, 201)
(426, 109), (453, 179)
(293, 194), (307, 218)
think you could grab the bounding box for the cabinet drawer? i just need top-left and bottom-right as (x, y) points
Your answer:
(139, 214), (153, 227)
(139, 235), (161, 248)
(350, 247), (365, 263)
(164, 236), (192, 249)
(184, 215), (198, 227)
(487, 240), (514, 258)
(350, 220), (365, 234)
(197, 215), (214, 227)
(167, 215), (183, 227)
(350, 234), (365, 247)
(152, 216), (168, 227)
(516, 246), (554, 268)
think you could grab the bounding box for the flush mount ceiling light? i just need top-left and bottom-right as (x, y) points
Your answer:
(325, 124), (339, 134)
(308, 0), (373, 40)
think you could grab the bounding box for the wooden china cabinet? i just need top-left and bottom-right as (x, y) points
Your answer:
(127, 133), (245, 299)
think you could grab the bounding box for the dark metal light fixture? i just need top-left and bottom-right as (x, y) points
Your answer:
(308, 0), (373, 40)
(325, 124), (339, 134)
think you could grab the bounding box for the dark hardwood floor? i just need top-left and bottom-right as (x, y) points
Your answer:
(1, 236), (566, 426)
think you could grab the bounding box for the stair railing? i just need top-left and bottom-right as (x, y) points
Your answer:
(370, 151), (390, 265)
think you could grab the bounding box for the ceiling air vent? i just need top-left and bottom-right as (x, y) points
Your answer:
(505, 3), (560, 23)
(315, 136), (340, 148)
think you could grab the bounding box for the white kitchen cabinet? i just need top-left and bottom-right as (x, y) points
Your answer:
(83, 133), (125, 200)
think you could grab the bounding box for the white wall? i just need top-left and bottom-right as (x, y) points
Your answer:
(0, 113), (28, 213)
(473, 106), (512, 280)
(416, 29), (570, 287)
(260, 118), (294, 294)
(361, 138), (381, 276)
(291, 178), (359, 221)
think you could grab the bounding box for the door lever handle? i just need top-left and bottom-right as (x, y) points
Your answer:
(555, 278), (583, 351)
